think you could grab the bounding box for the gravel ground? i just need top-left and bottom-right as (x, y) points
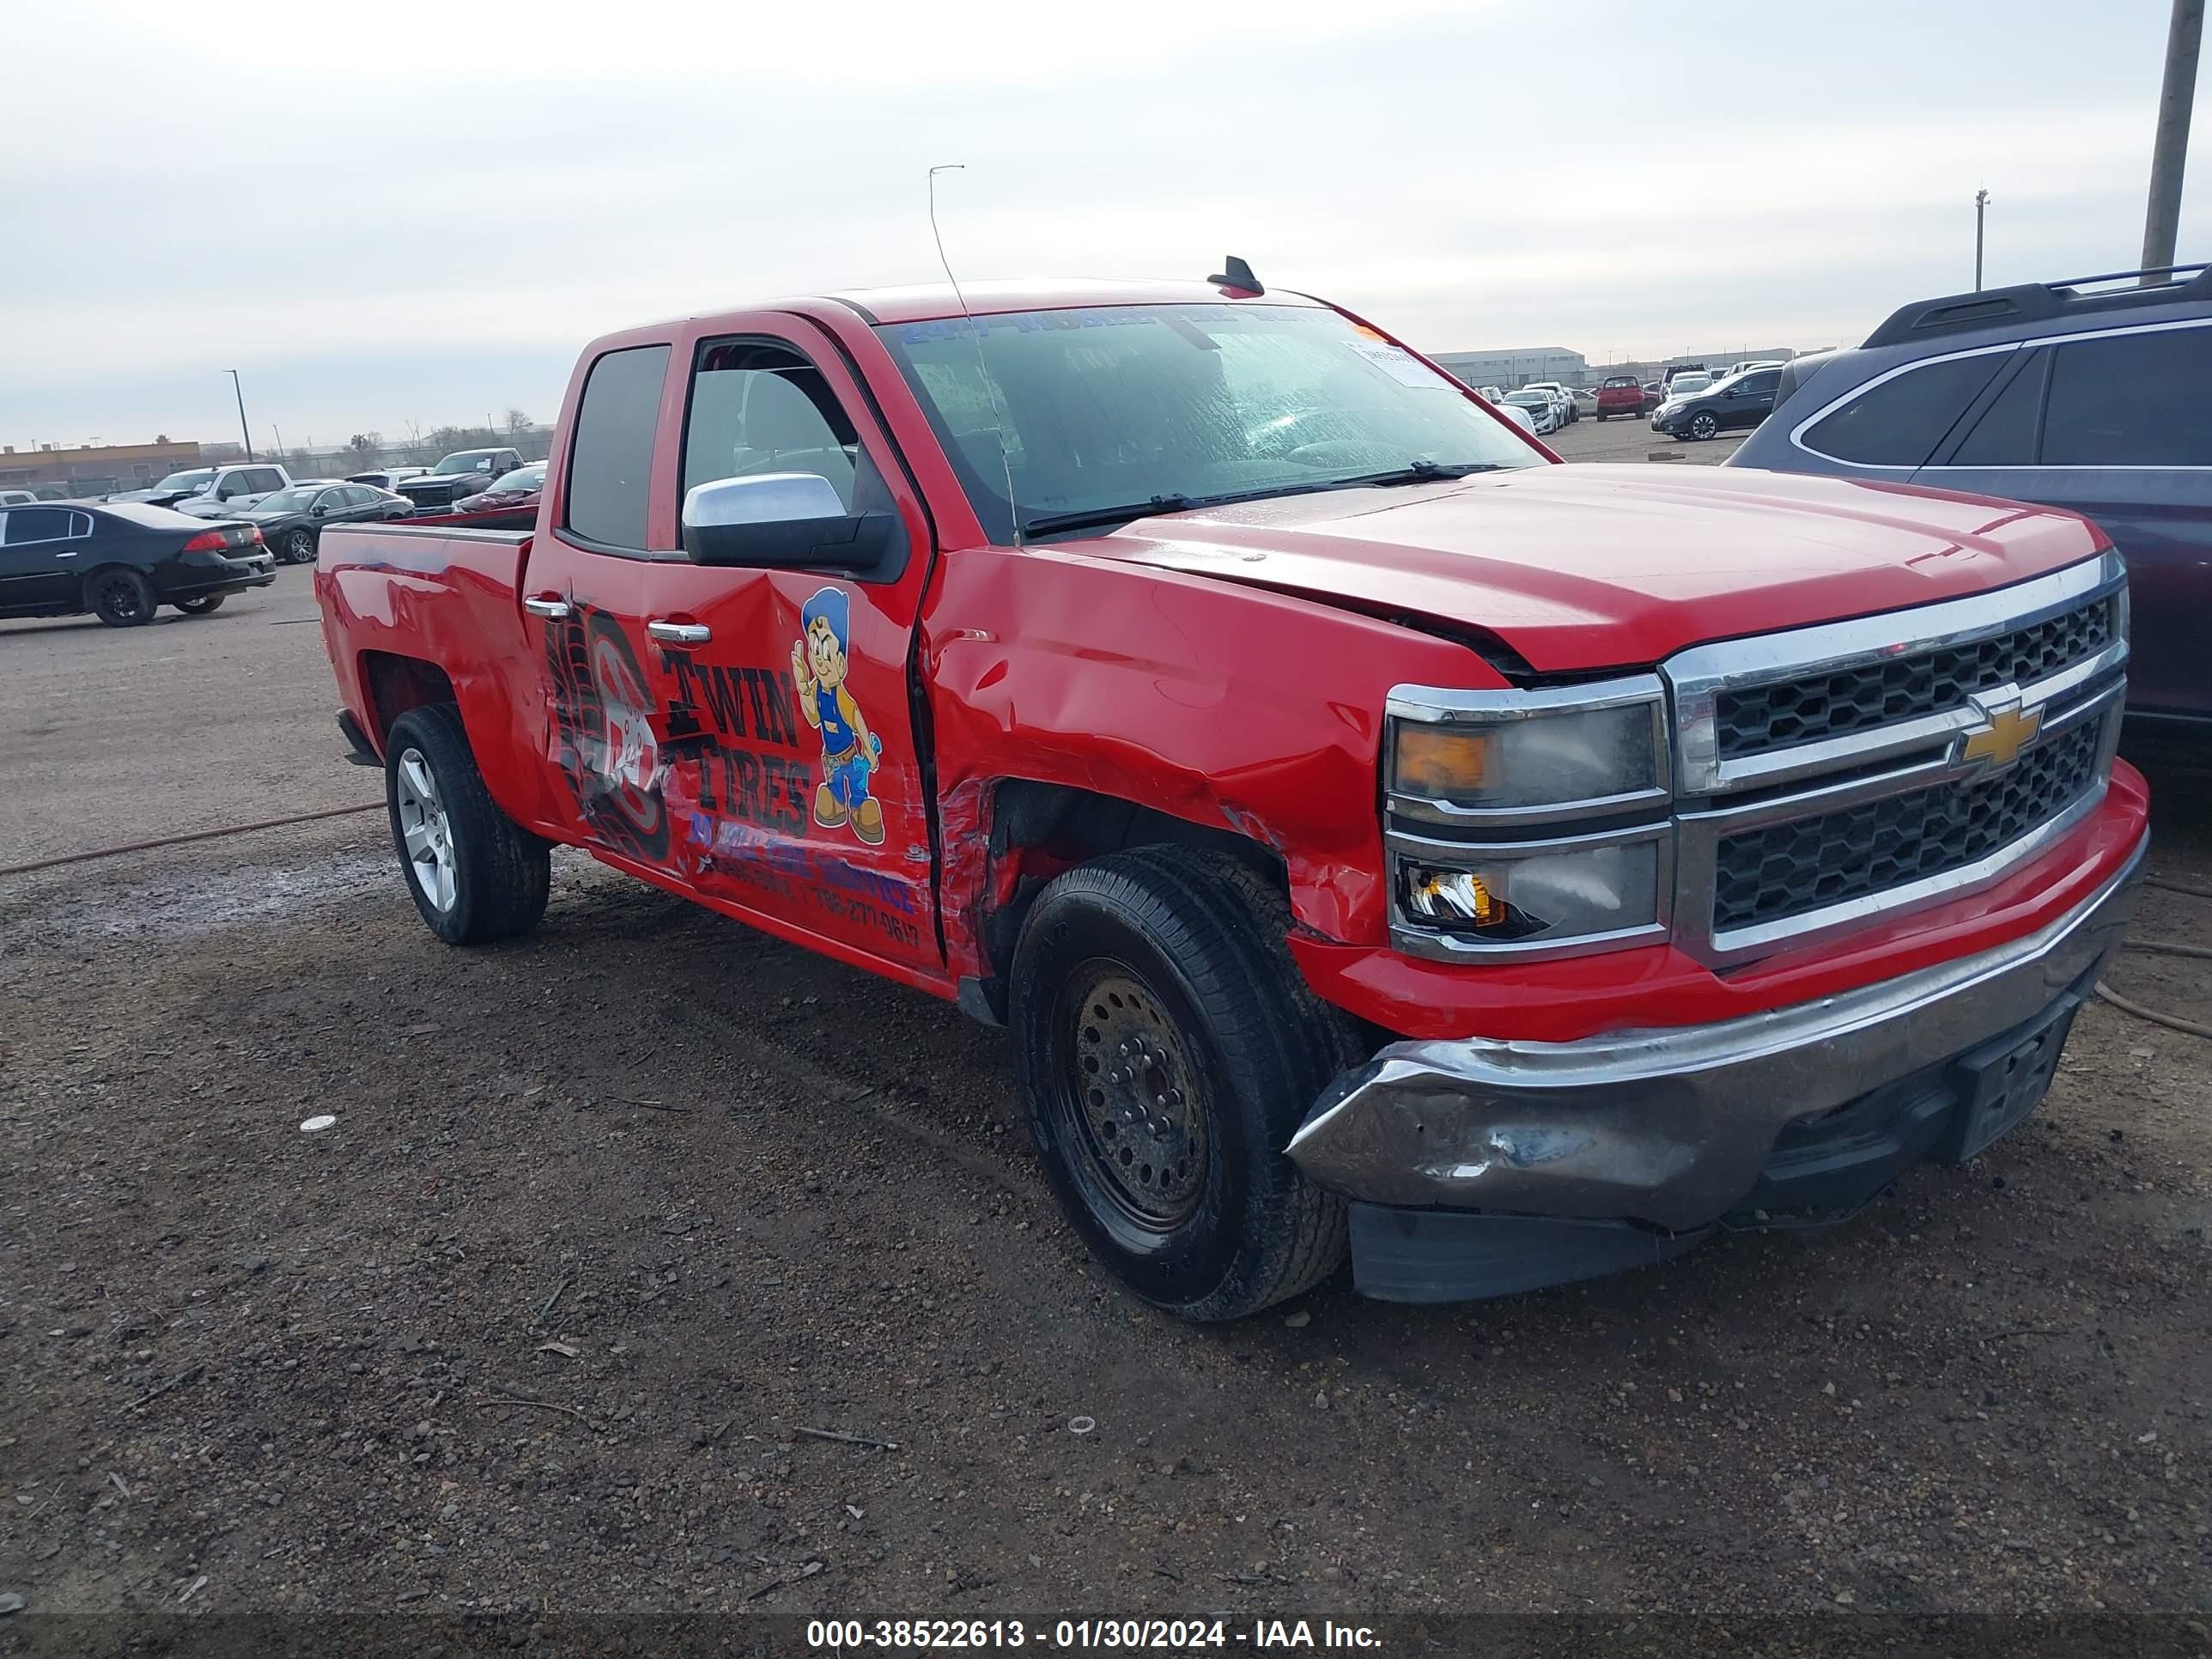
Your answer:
(0, 561), (2206, 1637)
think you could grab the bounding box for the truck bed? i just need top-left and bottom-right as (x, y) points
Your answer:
(315, 521), (558, 829)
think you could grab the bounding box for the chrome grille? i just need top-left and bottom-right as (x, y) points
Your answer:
(1667, 550), (2129, 963)
(1713, 593), (2117, 761)
(1712, 719), (2104, 931)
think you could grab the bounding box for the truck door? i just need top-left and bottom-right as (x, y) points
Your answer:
(631, 318), (941, 974)
(518, 337), (678, 860)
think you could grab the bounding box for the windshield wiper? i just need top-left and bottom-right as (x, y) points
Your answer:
(1021, 495), (1196, 538)
(1018, 462), (1507, 539)
(1321, 459), (1507, 488)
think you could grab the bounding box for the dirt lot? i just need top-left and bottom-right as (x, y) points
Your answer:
(1, 563), (2207, 1638)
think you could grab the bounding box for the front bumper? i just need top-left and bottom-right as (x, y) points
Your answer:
(1287, 831), (2144, 1237)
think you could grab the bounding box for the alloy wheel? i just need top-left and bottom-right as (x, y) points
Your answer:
(394, 748), (457, 912)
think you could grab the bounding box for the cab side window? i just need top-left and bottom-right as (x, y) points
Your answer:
(681, 340), (862, 510)
(565, 343), (672, 551)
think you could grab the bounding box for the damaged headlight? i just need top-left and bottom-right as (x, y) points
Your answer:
(1386, 676), (1672, 959)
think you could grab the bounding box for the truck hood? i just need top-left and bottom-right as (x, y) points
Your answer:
(1079, 464), (2108, 672)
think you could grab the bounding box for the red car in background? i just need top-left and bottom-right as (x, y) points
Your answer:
(1594, 375), (1647, 420)
(453, 462), (544, 517)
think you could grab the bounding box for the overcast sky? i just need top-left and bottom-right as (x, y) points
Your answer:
(2, 0), (2201, 451)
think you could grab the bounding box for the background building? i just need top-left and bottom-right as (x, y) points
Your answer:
(1428, 348), (1588, 391)
(0, 439), (202, 500)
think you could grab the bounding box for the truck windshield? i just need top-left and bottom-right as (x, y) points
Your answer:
(875, 303), (1541, 542)
(432, 451), (499, 474)
(155, 469), (216, 492)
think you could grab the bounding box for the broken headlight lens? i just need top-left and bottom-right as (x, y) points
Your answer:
(1398, 837), (1663, 945)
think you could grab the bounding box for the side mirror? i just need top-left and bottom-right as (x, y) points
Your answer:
(681, 473), (903, 574)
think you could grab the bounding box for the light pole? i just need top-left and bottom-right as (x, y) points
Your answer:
(228, 369), (255, 461)
(2142, 0), (2203, 283)
(1974, 189), (1990, 291)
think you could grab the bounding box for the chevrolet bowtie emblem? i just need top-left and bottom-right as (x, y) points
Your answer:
(1958, 693), (2043, 770)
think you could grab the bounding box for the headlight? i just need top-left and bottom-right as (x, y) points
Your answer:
(1397, 830), (1666, 943)
(1384, 677), (1672, 958)
(1388, 679), (1666, 817)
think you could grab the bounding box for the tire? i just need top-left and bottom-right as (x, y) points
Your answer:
(1689, 412), (1720, 441)
(173, 593), (227, 616)
(1010, 845), (1364, 1321)
(384, 703), (551, 946)
(283, 527), (316, 564)
(87, 568), (156, 628)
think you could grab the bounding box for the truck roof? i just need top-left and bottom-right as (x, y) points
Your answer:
(635, 279), (1323, 336)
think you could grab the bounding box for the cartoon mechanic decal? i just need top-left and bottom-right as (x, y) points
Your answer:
(791, 586), (885, 845)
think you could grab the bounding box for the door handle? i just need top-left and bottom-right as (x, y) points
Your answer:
(647, 620), (711, 645)
(522, 595), (572, 619)
(55, 550), (78, 558)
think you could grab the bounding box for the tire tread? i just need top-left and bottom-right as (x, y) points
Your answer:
(385, 703), (550, 945)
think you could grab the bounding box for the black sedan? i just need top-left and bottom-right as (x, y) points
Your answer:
(1650, 366), (1783, 441)
(240, 481), (413, 564)
(0, 501), (274, 627)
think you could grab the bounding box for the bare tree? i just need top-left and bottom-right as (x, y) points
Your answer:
(347, 432), (382, 465)
(505, 408), (532, 439)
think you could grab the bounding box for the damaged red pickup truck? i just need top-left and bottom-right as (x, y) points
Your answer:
(317, 275), (2147, 1319)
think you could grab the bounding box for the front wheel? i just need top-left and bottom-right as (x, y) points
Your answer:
(283, 528), (315, 564)
(1689, 412), (1721, 441)
(173, 593), (227, 616)
(385, 703), (551, 945)
(1011, 847), (1364, 1321)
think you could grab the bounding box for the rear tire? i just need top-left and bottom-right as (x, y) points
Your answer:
(384, 703), (551, 946)
(173, 593), (226, 616)
(1011, 846), (1364, 1321)
(87, 568), (156, 628)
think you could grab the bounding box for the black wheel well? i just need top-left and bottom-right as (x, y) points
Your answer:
(970, 780), (1288, 1020)
(361, 653), (459, 746)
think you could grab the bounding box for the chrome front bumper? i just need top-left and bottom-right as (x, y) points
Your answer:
(1286, 835), (2146, 1232)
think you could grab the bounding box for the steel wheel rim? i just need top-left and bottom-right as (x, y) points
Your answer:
(394, 747), (458, 913)
(1054, 961), (1212, 1232)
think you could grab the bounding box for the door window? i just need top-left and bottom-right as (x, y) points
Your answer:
(681, 341), (862, 508)
(565, 343), (672, 550)
(3, 507), (76, 545)
(1735, 370), (1781, 398)
(1800, 351), (2009, 465)
(2042, 325), (2212, 467)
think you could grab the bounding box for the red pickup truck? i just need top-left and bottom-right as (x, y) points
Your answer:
(1594, 374), (1648, 419)
(317, 275), (2147, 1320)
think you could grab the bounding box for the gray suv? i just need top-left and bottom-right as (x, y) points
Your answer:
(1729, 264), (2212, 724)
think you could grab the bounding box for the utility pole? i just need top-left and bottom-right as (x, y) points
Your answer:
(228, 369), (255, 461)
(1974, 189), (1990, 290)
(2142, 0), (2203, 282)
(272, 426), (285, 462)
